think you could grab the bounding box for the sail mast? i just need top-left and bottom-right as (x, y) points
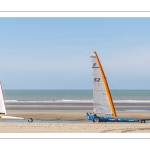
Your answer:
(94, 51), (117, 117)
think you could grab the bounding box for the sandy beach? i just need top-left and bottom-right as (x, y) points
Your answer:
(0, 106), (150, 133)
(1, 120), (150, 133)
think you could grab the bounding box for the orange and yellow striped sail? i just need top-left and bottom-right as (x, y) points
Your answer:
(90, 52), (117, 117)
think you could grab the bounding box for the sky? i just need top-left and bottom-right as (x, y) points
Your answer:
(0, 18), (150, 89)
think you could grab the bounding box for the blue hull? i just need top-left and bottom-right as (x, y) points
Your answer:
(86, 112), (139, 122)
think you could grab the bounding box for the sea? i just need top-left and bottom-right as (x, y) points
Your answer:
(3, 90), (150, 103)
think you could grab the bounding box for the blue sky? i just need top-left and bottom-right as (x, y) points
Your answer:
(0, 18), (150, 89)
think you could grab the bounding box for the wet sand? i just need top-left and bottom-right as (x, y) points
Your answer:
(5, 110), (150, 121)
(1, 102), (150, 133)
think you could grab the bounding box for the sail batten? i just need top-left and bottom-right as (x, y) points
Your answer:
(90, 52), (117, 117)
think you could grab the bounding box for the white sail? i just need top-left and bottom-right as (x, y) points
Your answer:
(0, 83), (6, 115)
(90, 53), (112, 114)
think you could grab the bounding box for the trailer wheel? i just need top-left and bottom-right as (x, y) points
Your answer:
(28, 118), (33, 123)
(93, 117), (100, 122)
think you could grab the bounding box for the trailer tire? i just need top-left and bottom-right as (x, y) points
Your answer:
(93, 117), (100, 122)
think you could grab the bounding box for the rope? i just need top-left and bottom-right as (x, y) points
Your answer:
(1, 81), (16, 101)
(107, 79), (138, 121)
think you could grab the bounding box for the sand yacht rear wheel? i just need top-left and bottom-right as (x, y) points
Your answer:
(28, 118), (33, 123)
(93, 117), (100, 122)
(140, 120), (145, 123)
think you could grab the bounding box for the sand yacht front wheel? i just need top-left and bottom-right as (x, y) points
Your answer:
(93, 117), (100, 122)
(28, 118), (33, 123)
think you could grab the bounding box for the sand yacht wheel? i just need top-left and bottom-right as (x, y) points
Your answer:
(92, 117), (100, 122)
(28, 118), (33, 123)
(140, 119), (145, 123)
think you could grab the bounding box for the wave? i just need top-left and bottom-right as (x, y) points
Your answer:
(114, 100), (150, 103)
(5, 100), (19, 102)
(5, 99), (93, 103)
(5, 99), (150, 103)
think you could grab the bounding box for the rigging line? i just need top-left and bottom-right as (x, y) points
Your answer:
(1, 81), (16, 102)
(107, 79), (138, 120)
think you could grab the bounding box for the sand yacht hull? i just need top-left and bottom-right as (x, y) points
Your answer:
(0, 115), (33, 122)
(0, 115), (25, 120)
(86, 113), (139, 122)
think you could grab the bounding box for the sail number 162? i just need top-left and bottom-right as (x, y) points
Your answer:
(94, 78), (100, 82)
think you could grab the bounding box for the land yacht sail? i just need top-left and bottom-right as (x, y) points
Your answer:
(90, 51), (116, 117)
(0, 82), (33, 122)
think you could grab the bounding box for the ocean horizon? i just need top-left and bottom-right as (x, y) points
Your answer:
(3, 89), (150, 102)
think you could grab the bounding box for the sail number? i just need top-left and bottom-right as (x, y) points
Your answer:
(94, 78), (100, 82)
